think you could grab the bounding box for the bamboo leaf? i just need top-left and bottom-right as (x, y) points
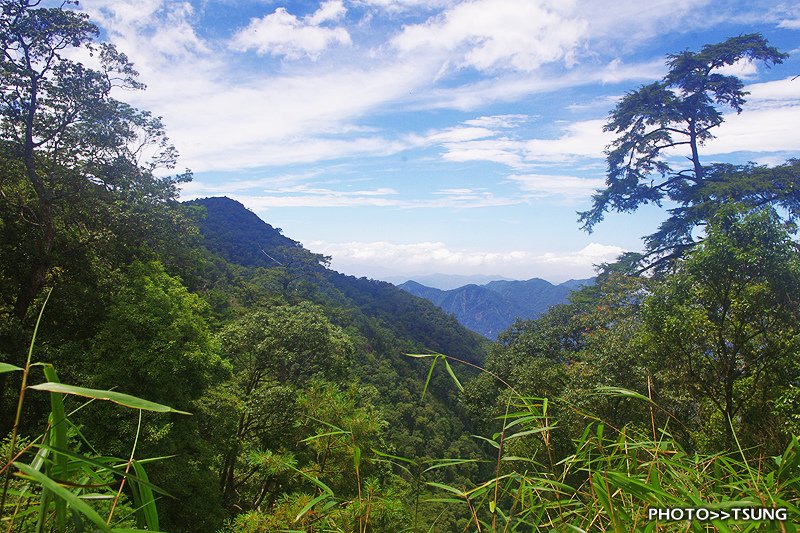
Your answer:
(28, 383), (190, 414)
(13, 461), (113, 533)
(371, 449), (417, 465)
(420, 355), (440, 401)
(423, 458), (480, 472)
(39, 445), (172, 497)
(131, 460), (159, 531)
(443, 358), (464, 392)
(426, 481), (465, 496)
(0, 362), (23, 373)
(294, 492), (331, 523)
(42, 365), (68, 531)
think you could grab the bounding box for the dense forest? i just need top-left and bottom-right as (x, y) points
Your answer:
(1, 2), (799, 532)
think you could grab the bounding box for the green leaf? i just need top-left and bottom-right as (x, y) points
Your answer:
(0, 362), (23, 373)
(13, 461), (113, 533)
(371, 449), (416, 465)
(39, 445), (171, 497)
(443, 358), (464, 392)
(423, 458), (480, 472)
(111, 527), (169, 533)
(28, 383), (190, 414)
(130, 460), (159, 531)
(594, 386), (650, 403)
(294, 491), (331, 523)
(471, 434), (500, 449)
(426, 481), (465, 496)
(42, 365), (68, 531)
(420, 355), (440, 401)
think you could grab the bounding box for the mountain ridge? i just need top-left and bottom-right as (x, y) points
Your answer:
(398, 277), (593, 339)
(187, 196), (488, 363)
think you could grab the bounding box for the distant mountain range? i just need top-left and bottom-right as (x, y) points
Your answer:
(397, 277), (593, 339)
(382, 274), (512, 290)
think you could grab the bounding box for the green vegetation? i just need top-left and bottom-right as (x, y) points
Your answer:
(1, 2), (799, 531)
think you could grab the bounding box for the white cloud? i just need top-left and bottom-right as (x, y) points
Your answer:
(702, 77), (800, 155)
(392, 0), (587, 72)
(579, 0), (713, 49)
(440, 138), (527, 167)
(214, 187), (518, 209)
(417, 58), (664, 110)
(426, 117), (612, 169)
(79, 1), (211, 68)
(508, 174), (604, 199)
(524, 119), (612, 162)
(712, 57), (759, 78)
(463, 114), (530, 128)
(310, 240), (624, 281)
(354, 0), (452, 12)
(230, 2), (351, 59)
(745, 76), (800, 101)
(706, 107), (800, 154)
(537, 243), (625, 265)
(424, 126), (496, 143)
(307, 0), (348, 25)
(76, 0), (798, 177)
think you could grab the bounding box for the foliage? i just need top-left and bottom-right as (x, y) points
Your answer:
(2, 12), (799, 531)
(1, 295), (181, 532)
(276, 351), (800, 532)
(643, 206), (800, 452)
(75, 260), (229, 530)
(579, 34), (791, 265)
(0, 0), (190, 319)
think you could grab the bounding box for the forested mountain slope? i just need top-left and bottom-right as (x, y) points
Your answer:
(187, 196), (487, 363)
(399, 277), (593, 339)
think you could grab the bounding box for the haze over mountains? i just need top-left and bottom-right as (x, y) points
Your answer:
(397, 277), (593, 339)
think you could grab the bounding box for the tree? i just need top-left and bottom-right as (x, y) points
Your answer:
(579, 34), (791, 265)
(82, 260), (229, 531)
(0, 0), (188, 319)
(643, 206), (800, 452)
(217, 302), (354, 508)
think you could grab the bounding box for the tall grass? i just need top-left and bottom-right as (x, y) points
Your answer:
(218, 351), (800, 531)
(0, 291), (187, 532)
(407, 353), (800, 532)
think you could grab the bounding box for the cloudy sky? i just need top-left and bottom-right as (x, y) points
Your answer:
(73, 0), (800, 282)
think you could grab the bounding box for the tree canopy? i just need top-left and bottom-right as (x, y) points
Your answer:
(578, 34), (792, 266)
(0, 0), (189, 319)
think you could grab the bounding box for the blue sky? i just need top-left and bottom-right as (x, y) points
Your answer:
(75, 0), (800, 282)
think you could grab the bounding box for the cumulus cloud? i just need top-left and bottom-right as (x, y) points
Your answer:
(310, 240), (625, 281)
(691, 77), (800, 155)
(230, 1), (351, 59)
(392, 0), (587, 72)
